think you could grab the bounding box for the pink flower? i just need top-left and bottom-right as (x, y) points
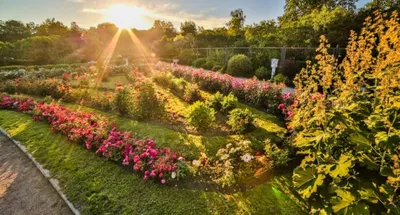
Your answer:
(161, 179), (166, 184)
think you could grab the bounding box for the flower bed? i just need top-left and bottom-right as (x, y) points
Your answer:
(155, 62), (293, 116)
(0, 94), (185, 184)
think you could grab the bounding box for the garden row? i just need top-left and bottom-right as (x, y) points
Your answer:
(0, 94), (187, 183)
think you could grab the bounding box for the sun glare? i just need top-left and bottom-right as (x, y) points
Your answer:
(105, 5), (149, 29)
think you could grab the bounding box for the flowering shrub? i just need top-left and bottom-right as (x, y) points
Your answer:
(187, 101), (216, 131)
(227, 108), (254, 134)
(212, 141), (266, 187)
(0, 94), (186, 184)
(290, 12), (400, 214)
(207, 91), (224, 111)
(113, 85), (134, 115)
(155, 62), (286, 114)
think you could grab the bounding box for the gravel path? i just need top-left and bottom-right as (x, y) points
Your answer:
(0, 133), (73, 215)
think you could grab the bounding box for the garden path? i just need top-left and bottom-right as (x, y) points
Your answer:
(0, 133), (73, 215)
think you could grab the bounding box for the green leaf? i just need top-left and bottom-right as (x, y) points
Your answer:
(293, 166), (325, 199)
(380, 165), (394, 177)
(329, 154), (353, 178)
(349, 133), (372, 151)
(331, 190), (370, 215)
(357, 153), (380, 170)
(359, 188), (379, 204)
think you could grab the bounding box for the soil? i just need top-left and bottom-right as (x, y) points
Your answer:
(0, 133), (73, 215)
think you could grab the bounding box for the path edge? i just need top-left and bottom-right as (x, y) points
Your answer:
(0, 127), (80, 215)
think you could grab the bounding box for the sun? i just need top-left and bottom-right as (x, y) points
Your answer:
(105, 5), (150, 29)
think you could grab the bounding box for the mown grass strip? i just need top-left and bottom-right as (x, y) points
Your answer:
(0, 110), (304, 214)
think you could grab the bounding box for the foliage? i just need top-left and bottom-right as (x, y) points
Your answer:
(255, 66), (271, 80)
(0, 94), (185, 184)
(177, 49), (196, 65)
(131, 80), (165, 120)
(221, 92), (238, 113)
(113, 85), (133, 115)
(207, 91), (224, 111)
(264, 139), (292, 168)
(211, 65), (222, 71)
(273, 73), (289, 84)
(152, 72), (173, 88)
(180, 20), (197, 36)
(192, 58), (207, 68)
(187, 101), (216, 131)
(227, 108), (254, 134)
(227, 54), (253, 77)
(289, 12), (400, 214)
(157, 63), (286, 114)
(183, 83), (201, 103)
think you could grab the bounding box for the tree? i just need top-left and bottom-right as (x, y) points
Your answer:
(245, 20), (280, 46)
(0, 20), (32, 42)
(226, 9), (246, 36)
(36, 18), (69, 37)
(180, 20), (197, 36)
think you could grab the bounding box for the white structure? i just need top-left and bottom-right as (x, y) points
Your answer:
(173, 59), (179, 66)
(270, 58), (279, 80)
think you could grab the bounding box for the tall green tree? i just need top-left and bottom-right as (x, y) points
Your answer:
(0, 20), (32, 42)
(226, 9), (246, 36)
(180, 20), (197, 36)
(36, 18), (69, 37)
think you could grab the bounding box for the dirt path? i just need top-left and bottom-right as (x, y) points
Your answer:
(0, 133), (73, 215)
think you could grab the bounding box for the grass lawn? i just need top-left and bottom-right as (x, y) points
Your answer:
(0, 110), (306, 214)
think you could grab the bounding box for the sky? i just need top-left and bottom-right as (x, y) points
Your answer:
(0, 0), (371, 30)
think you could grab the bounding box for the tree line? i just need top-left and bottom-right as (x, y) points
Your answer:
(0, 0), (399, 65)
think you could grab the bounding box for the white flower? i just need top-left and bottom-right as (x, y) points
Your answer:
(192, 160), (201, 166)
(240, 153), (254, 163)
(171, 172), (177, 179)
(178, 156), (184, 161)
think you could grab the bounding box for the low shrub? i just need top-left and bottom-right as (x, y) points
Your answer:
(187, 101), (215, 131)
(221, 93), (238, 113)
(273, 73), (288, 84)
(207, 91), (224, 111)
(227, 54), (253, 77)
(183, 83), (201, 103)
(192, 58), (207, 68)
(171, 78), (187, 93)
(113, 85), (133, 115)
(255, 66), (271, 80)
(153, 72), (173, 88)
(203, 60), (215, 70)
(211, 65), (222, 71)
(178, 49), (196, 65)
(227, 108), (254, 134)
(131, 80), (164, 120)
(264, 139), (291, 168)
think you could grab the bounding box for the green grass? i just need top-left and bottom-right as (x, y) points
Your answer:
(0, 110), (305, 214)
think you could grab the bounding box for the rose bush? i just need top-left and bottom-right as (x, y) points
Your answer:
(0, 94), (186, 184)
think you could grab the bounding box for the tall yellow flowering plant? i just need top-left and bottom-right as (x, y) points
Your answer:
(290, 11), (400, 214)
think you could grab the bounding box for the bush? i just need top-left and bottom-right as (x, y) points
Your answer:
(264, 140), (291, 168)
(221, 93), (238, 113)
(183, 84), (201, 103)
(255, 66), (271, 80)
(273, 73), (288, 84)
(211, 65), (222, 71)
(188, 101), (215, 131)
(227, 54), (253, 77)
(207, 91), (224, 111)
(153, 72), (173, 88)
(131, 80), (164, 120)
(171, 78), (187, 93)
(113, 86), (133, 115)
(203, 60), (215, 70)
(192, 58), (207, 68)
(227, 108), (254, 134)
(178, 49), (196, 65)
